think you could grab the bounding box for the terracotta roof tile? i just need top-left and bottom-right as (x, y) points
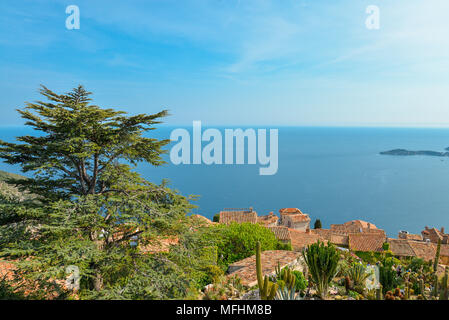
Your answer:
(279, 208), (304, 214)
(348, 233), (386, 252)
(257, 213), (279, 226)
(288, 214), (311, 223)
(388, 238), (416, 257)
(219, 210), (258, 224)
(408, 241), (436, 262)
(268, 226), (291, 241)
(289, 229), (324, 250)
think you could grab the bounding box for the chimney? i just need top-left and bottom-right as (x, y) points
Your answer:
(425, 226), (429, 231)
(443, 235), (449, 244)
(249, 207), (253, 212)
(269, 211), (274, 216)
(367, 223), (371, 230)
(441, 227), (445, 234)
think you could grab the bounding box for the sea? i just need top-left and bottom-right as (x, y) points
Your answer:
(1, 125), (449, 237)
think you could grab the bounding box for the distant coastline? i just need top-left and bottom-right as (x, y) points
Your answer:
(380, 147), (449, 157)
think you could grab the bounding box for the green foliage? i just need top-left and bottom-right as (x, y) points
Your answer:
(202, 275), (244, 300)
(0, 276), (26, 300)
(0, 85), (170, 201)
(355, 251), (382, 264)
(212, 213), (220, 223)
(313, 219), (322, 229)
(379, 257), (399, 294)
(279, 266), (296, 291)
(347, 262), (371, 288)
(382, 242), (390, 251)
(274, 263), (307, 293)
(302, 240), (339, 299)
(347, 290), (359, 299)
(213, 222), (282, 267)
(407, 257), (427, 273)
(292, 270), (308, 293)
(439, 267), (448, 300)
(256, 241), (277, 300)
(276, 241), (293, 251)
(0, 86), (205, 300)
(434, 238), (441, 272)
(203, 265), (224, 285)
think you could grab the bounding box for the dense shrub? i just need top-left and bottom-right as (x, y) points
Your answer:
(213, 223), (283, 267)
(292, 270), (308, 293)
(379, 257), (399, 293)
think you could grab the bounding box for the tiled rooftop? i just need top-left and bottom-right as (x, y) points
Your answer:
(219, 209), (258, 224)
(279, 208), (304, 214)
(227, 250), (303, 287)
(268, 226), (291, 241)
(289, 229), (324, 251)
(257, 213), (279, 226)
(388, 238), (416, 257)
(348, 233), (386, 252)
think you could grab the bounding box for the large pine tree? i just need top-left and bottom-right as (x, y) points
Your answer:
(0, 85), (169, 200)
(0, 86), (203, 299)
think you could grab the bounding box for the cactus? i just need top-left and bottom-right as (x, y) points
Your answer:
(376, 285), (383, 300)
(302, 240), (339, 299)
(281, 267), (296, 291)
(404, 274), (411, 300)
(433, 274), (439, 298)
(256, 241), (277, 300)
(419, 278), (427, 300)
(434, 239), (441, 272)
(439, 267), (448, 300)
(275, 261), (281, 279)
(404, 284), (410, 300)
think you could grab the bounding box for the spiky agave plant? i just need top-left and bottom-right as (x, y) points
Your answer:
(347, 263), (372, 288)
(276, 286), (301, 300)
(302, 240), (339, 299)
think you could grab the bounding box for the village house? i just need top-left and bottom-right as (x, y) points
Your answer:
(421, 226), (449, 244)
(388, 237), (449, 266)
(257, 212), (279, 227)
(330, 220), (385, 235)
(278, 208), (311, 232)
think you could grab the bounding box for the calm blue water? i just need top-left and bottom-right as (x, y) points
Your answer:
(1, 126), (449, 237)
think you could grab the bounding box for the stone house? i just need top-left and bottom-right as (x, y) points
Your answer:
(278, 208), (311, 232)
(330, 220), (384, 235)
(421, 226), (449, 244)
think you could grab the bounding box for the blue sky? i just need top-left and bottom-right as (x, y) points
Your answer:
(1, 0), (449, 126)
